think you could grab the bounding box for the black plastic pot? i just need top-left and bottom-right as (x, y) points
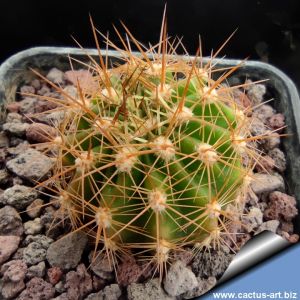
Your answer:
(0, 47), (299, 285)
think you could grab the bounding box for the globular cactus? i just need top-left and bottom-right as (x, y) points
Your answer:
(34, 19), (267, 277)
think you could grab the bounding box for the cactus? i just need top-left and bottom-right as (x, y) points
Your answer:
(32, 18), (272, 278)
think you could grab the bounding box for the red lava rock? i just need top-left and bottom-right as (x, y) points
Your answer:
(0, 260), (27, 299)
(117, 257), (142, 286)
(268, 113), (285, 131)
(18, 98), (38, 116)
(6, 102), (21, 113)
(246, 83), (266, 104)
(288, 234), (299, 243)
(238, 92), (252, 109)
(262, 131), (280, 150)
(17, 277), (55, 300)
(253, 104), (275, 123)
(0, 236), (21, 264)
(172, 249), (194, 265)
(65, 70), (98, 93)
(255, 155), (275, 173)
(47, 266), (63, 285)
(37, 85), (51, 96)
(65, 69), (91, 84)
(1, 259), (27, 282)
(231, 89), (252, 110)
(65, 264), (93, 300)
(35, 100), (59, 113)
(268, 148), (286, 172)
(249, 117), (267, 137)
(26, 198), (44, 219)
(264, 191), (298, 222)
(26, 123), (57, 143)
(0, 206), (24, 236)
(31, 79), (41, 90)
(192, 246), (233, 278)
(20, 85), (35, 95)
(279, 231), (299, 243)
(47, 68), (65, 85)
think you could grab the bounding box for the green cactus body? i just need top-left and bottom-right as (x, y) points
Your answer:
(48, 52), (253, 269)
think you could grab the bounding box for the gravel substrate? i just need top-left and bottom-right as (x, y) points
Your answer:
(0, 67), (298, 300)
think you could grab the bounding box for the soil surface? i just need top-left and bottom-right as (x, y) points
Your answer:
(0, 67), (298, 300)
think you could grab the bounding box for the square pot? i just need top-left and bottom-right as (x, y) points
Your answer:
(0, 46), (299, 287)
